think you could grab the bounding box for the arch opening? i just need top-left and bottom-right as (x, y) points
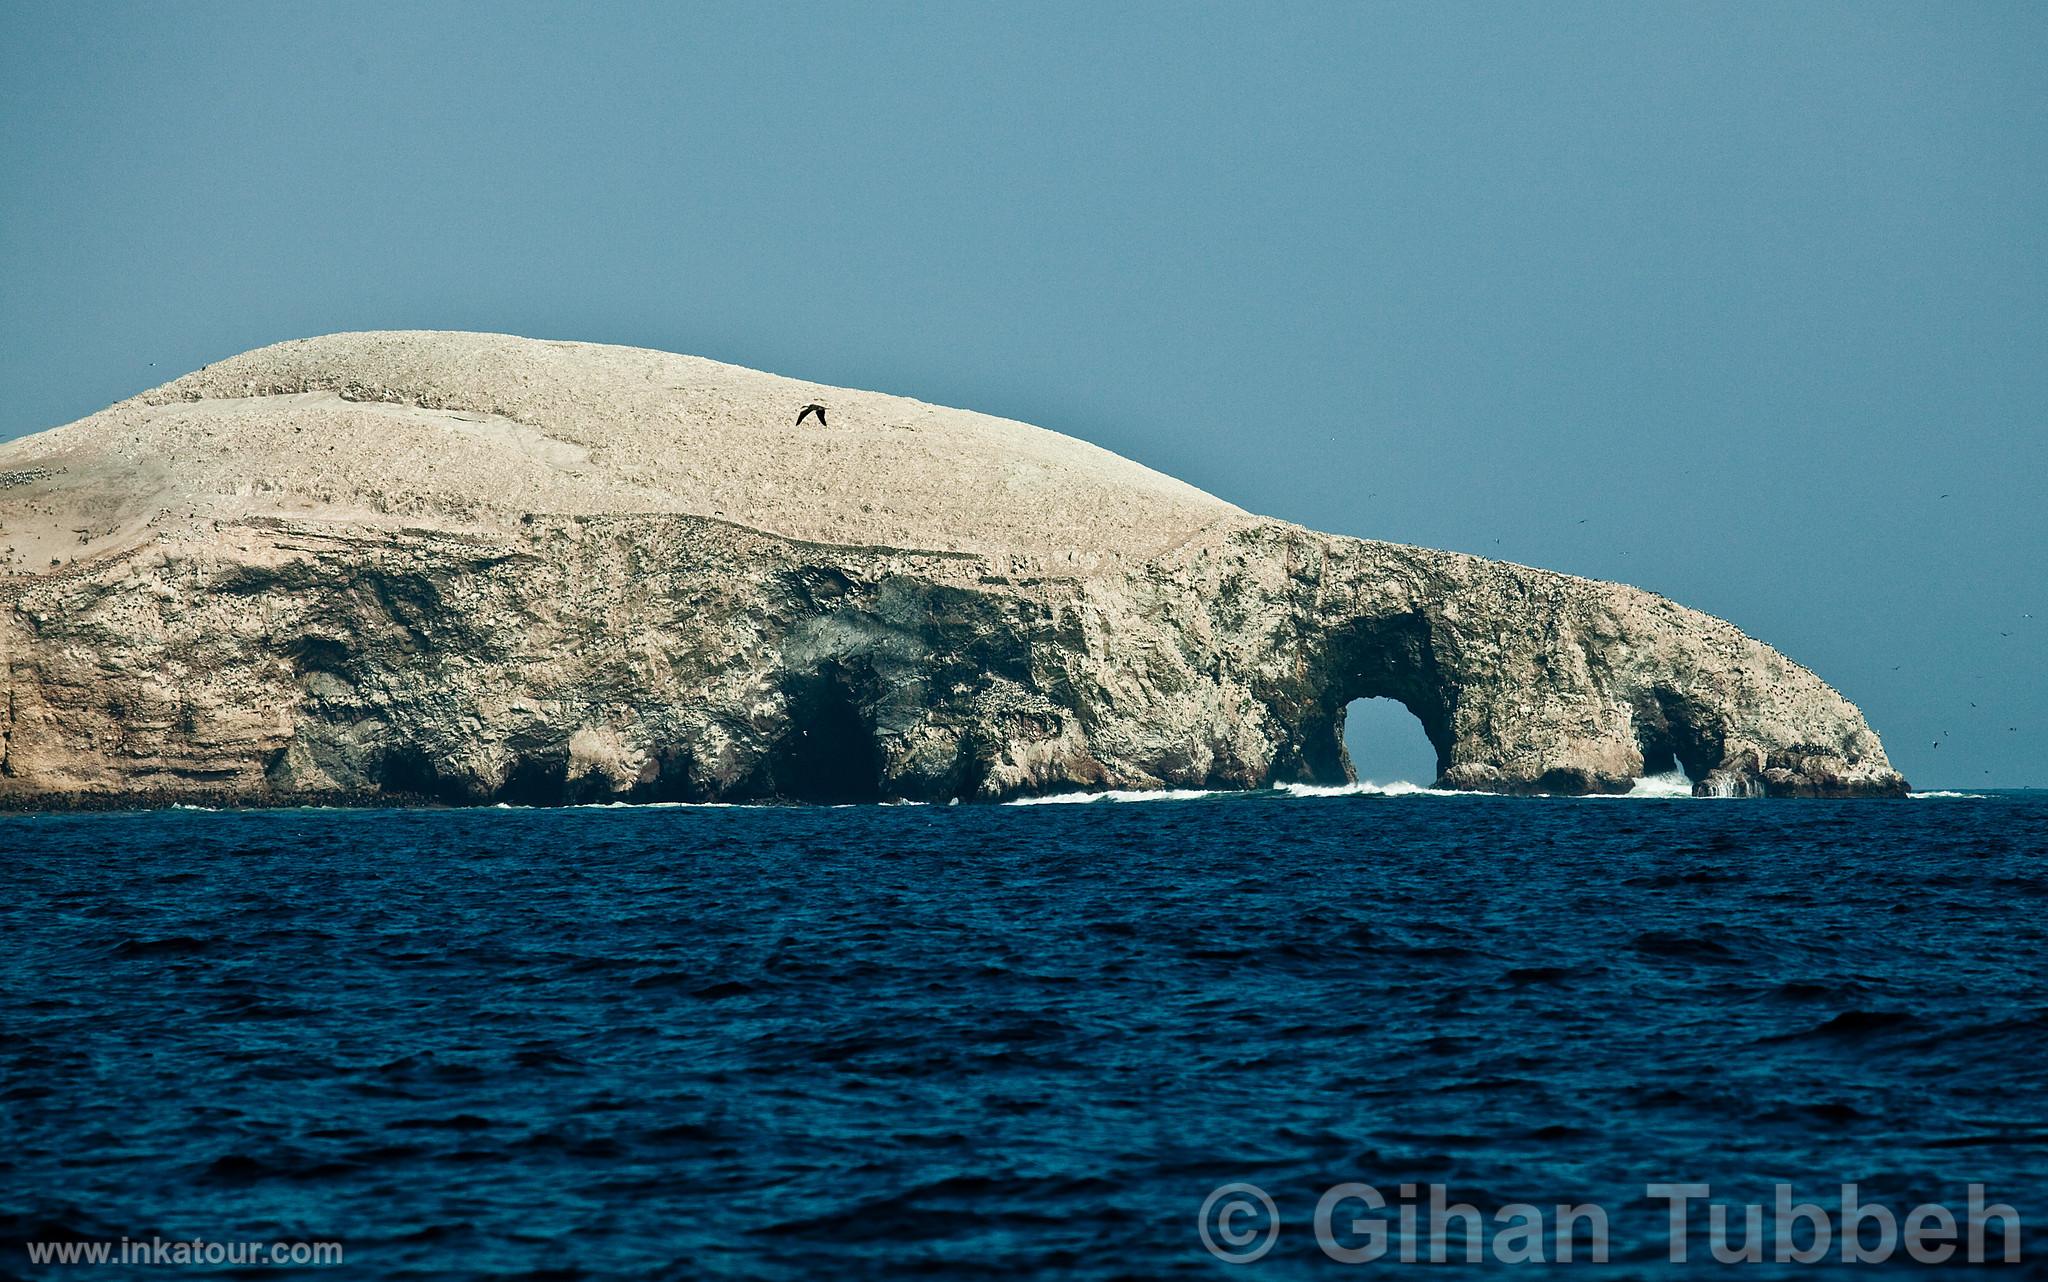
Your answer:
(1341, 696), (1442, 787)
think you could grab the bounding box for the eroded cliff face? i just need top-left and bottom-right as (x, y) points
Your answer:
(0, 332), (1905, 805)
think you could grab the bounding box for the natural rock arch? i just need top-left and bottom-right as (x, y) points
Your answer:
(1265, 611), (1456, 788)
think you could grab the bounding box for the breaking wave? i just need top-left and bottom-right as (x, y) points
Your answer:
(1005, 775), (1727, 805)
(1623, 771), (1696, 798)
(1275, 780), (1453, 798)
(1004, 788), (1219, 806)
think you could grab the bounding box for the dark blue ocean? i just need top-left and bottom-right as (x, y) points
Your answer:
(4, 790), (2046, 1279)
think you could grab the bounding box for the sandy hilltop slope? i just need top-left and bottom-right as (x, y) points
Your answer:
(0, 331), (1905, 805)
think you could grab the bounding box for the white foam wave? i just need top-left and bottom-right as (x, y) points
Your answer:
(517, 798), (934, 810)
(1568, 771), (1718, 799)
(1908, 790), (1986, 800)
(1623, 771), (1696, 798)
(1004, 788), (1219, 806)
(560, 800), (747, 809)
(1275, 780), (1452, 798)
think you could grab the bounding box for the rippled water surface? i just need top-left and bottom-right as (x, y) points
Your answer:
(5, 792), (2046, 1278)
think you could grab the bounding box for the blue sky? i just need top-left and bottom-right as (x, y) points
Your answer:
(3, 1), (2041, 786)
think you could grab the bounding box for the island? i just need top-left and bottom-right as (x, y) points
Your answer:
(0, 331), (1906, 806)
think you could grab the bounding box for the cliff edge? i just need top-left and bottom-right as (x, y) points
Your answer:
(0, 331), (1907, 805)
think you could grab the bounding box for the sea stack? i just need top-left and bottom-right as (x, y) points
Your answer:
(0, 331), (1907, 805)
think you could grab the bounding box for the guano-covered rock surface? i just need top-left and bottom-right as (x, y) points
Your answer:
(0, 331), (1906, 805)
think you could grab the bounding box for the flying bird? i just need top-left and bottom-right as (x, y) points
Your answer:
(796, 403), (828, 428)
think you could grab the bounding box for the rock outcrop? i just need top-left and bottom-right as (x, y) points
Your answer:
(0, 332), (1906, 806)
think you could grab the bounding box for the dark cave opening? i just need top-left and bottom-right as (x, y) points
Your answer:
(771, 663), (885, 804)
(1637, 688), (1720, 784)
(375, 745), (463, 803)
(491, 744), (698, 806)
(498, 754), (570, 806)
(1640, 742), (1680, 776)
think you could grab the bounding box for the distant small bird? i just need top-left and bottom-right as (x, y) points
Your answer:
(1932, 740), (1940, 749)
(796, 403), (828, 428)
(1939, 493), (1950, 499)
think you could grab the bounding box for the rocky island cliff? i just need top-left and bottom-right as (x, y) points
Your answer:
(0, 331), (1906, 805)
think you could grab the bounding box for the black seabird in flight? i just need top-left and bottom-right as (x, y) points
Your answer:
(796, 403), (828, 428)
